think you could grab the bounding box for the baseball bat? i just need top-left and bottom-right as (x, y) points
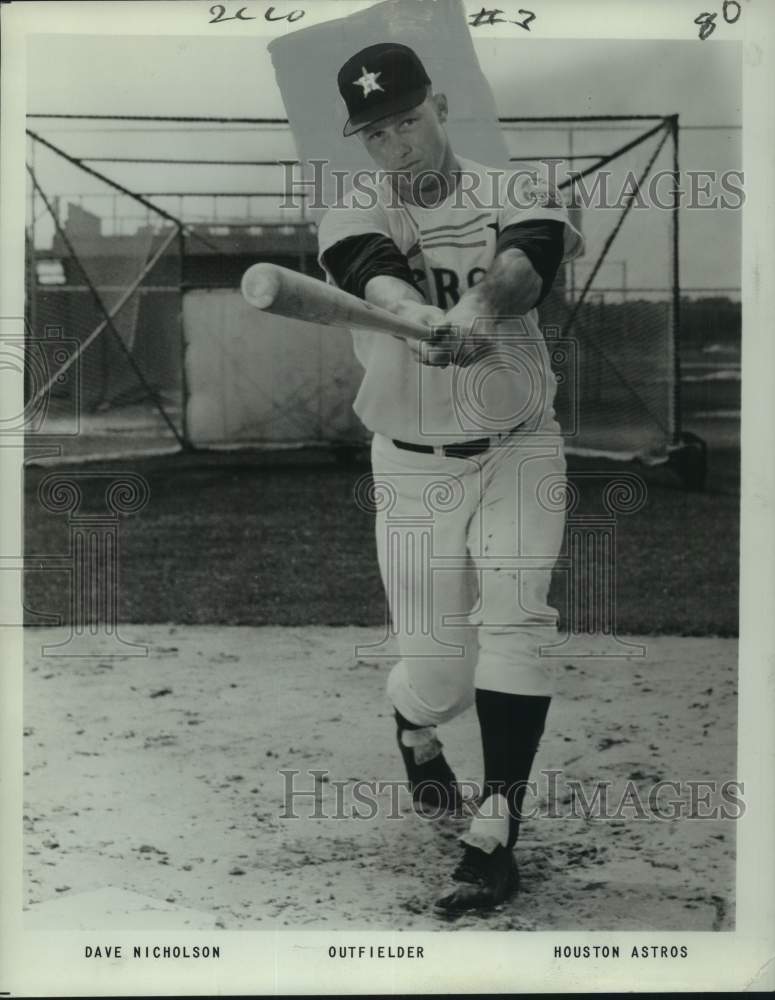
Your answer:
(241, 263), (428, 341)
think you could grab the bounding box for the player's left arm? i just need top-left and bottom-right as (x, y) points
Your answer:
(472, 246), (543, 316)
(424, 222), (562, 366)
(457, 219), (565, 316)
(426, 173), (583, 367)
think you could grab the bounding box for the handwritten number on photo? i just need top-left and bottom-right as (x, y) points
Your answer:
(514, 9), (536, 30)
(209, 5), (306, 24)
(694, 12), (717, 39)
(722, 1), (742, 23)
(695, 2), (741, 40)
(468, 8), (536, 30)
(265, 6), (305, 22)
(209, 4), (255, 22)
(207, 4), (541, 30)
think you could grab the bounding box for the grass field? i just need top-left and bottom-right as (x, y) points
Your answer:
(23, 442), (739, 635)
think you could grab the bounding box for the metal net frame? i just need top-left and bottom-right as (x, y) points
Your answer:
(26, 130), (193, 461)
(24, 112), (698, 477)
(500, 114), (683, 464)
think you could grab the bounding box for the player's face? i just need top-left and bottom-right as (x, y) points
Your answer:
(360, 95), (450, 197)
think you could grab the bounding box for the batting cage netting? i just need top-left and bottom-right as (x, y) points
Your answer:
(26, 130), (187, 461)
(510, 116), (681, 462)
(24, 113), (699, 475)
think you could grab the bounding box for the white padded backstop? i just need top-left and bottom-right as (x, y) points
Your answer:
(182, 286), (677, 460)
(183, 288), (364, 446)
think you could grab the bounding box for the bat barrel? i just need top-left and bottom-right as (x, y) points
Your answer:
(241, 263), (282, 311)
(241, 262), (428, 341)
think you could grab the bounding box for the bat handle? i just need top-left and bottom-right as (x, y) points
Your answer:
(356, 302), (430, 341)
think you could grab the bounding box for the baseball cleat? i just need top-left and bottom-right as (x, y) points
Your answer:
(434, 842), (520, 915)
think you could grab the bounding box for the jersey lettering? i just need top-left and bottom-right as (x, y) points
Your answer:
(432, 268), (460, 308)
(411, 267), (427, 293)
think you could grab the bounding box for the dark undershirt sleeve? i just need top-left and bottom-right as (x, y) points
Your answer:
(321, 233), (420, 301)
(495, 219), (566, 305)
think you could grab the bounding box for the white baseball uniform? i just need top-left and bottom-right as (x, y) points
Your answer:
(318, 158), (584, 723)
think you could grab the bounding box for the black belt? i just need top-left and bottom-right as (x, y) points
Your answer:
(392, 424), (523, 459)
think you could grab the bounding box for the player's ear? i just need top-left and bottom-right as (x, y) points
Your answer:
(431, 92), (448, 123)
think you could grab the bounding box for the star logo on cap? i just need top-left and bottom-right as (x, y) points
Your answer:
(353, 66), (384, 98)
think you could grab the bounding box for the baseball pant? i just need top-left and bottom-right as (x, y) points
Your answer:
(371, 424), (567, 728)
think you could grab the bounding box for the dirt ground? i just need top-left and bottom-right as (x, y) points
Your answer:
(23, 625), (737, 932)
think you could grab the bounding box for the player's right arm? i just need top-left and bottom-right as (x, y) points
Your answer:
(362, 274), (445, 331)
(317, 205), (444, 345)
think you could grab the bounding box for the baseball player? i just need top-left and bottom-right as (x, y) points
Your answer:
(318, 43), (583, 915)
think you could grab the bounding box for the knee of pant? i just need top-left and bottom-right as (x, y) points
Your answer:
(386, 659), (475, 727)
(474, 641), (556, 698)
(430, 679), (475, 718)
(476, 624), (558, 670)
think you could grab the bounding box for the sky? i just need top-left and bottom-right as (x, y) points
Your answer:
(26, 29), (742, 294)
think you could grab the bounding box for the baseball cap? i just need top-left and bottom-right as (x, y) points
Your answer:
(338, 43), (432, 137)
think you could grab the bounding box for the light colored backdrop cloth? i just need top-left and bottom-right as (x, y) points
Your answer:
(268, 0), (509, 220)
